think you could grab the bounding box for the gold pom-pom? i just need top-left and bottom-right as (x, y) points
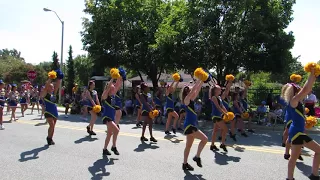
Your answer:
(223, 112), (235, 122)
(304, 62), (317, 72)
(304, 62), (320, 77)
(92, 105), (102, 113)
(194, 68), (204, 79)
(194, 68), (209, 82)
(241, 112), (250, 119)
(48, 71), (57, 79)
(244, 80), (251, 87)
(225, 74), (235, 81)
(290, 74), (302, 83)
(305, 107), (310, 114)
(149, 110), (160, 119)
(315, 64), (320, 77)
(305, 116), (317, 129)
(110, 68), (120, 79)
(172, 73), (180, 82)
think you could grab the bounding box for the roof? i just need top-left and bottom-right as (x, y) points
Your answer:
(128, 71), (194, 83)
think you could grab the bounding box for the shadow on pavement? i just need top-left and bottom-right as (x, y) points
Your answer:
(88, 156), (118, 180)
(164, 135), (183, 144)
(296, 162), (312, 177)
(75, 136), (99, 144)
(214, 152), (241, 165)
(184, 170), (206, 180)
(19, 145), (49, 162)
(35, 122), (48, 126)
(134, 141), (159, 152)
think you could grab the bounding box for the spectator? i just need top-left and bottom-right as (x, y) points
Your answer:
(63, 93), (73, 118)
(266, 93), (274, 110)
(256, 101), (267, 123)
(304, 90), (317, 116)
(266, 103), (283, 126)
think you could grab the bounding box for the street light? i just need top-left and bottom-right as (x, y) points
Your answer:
(43, 8), (64, 105)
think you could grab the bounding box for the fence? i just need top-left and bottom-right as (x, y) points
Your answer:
(247, 88), (281, 106)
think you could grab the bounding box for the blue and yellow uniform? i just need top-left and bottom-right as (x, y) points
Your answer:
(19, 91), (28, 104)
(44, 93), (58, 119)
(31, 90), (38, 103)
(154, 96), (162, 109)
(179, 104), (186, 115)
(135, 93), (142, 109)
(183, 101), (198, 135)
(232, 100), (242, 118)
(8, 91), (18, 107)
(141, 93), (151, 116)
(114, 93), (122, 110)
(241, 98), (248, 111)
(211, 96), (223, 123)
(166, 93), (174, 114)
(0, 88), (5, 108)
(287, 102), (312, 145)
(86, 90), (97, 111)
(102, 95), (116, 124)
(222, 98), (230, 111)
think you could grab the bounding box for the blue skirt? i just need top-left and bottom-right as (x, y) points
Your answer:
(9, 100), (17, 107)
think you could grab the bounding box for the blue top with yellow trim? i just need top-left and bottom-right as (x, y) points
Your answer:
(211, 96), (222, 118)
(44, 93), (58, 118)
(141, 93), (151, 113)
(87, 90), (97, 107)
(166, 93), (174, 109)
(232, 101), (242, 115)
(135, 93), (141, 106)
(222, 98), (230, 111)
(19, 90), (28, 103)
(287, 102), (305, 142)
(284, 110), (290, 123)
(154, 97), (162, 107)
(115, 93), (122, 109)
(102, 95), (115, 121)
(241, 99), (248, 111)
(0, 88), (5, 106)
(183, 101), (197, 128)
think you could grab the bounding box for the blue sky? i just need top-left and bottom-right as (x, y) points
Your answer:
(0, 0), (319, 65)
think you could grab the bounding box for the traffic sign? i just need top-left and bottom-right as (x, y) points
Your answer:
(27, 70), (37, 80)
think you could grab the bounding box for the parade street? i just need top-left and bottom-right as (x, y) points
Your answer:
(0, 110), (318, 180)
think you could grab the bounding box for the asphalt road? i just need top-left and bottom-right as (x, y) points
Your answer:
(0, 110), (318, 180)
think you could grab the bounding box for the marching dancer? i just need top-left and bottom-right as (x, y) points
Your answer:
(0, 80), (5, 130)
(30, 86), (40, 114)
(8, 84), (19, 122)
(154, 88), (164, 124)
(283, 65), (320, 180)
(140, 82), (157, 142)
(85, 80), (100, 136)
(41, 69), (63, 145)
(134, 86), (143, 127)
(165, 81), (179, 135)
(101, 78), (122, 156)
(182, 78), (208, 170)
(210, 79), (233, 152)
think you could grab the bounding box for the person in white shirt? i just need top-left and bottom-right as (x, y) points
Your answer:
(266, 103), (283, 126)
(304, 90), (317, 116)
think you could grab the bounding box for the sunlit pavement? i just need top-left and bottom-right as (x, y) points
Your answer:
(0, 109), (318, 180)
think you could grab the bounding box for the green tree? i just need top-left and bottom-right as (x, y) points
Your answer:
(74, 55), (94, 86)
(51, 51), (59, 70)
(66, 45), (75, 94)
